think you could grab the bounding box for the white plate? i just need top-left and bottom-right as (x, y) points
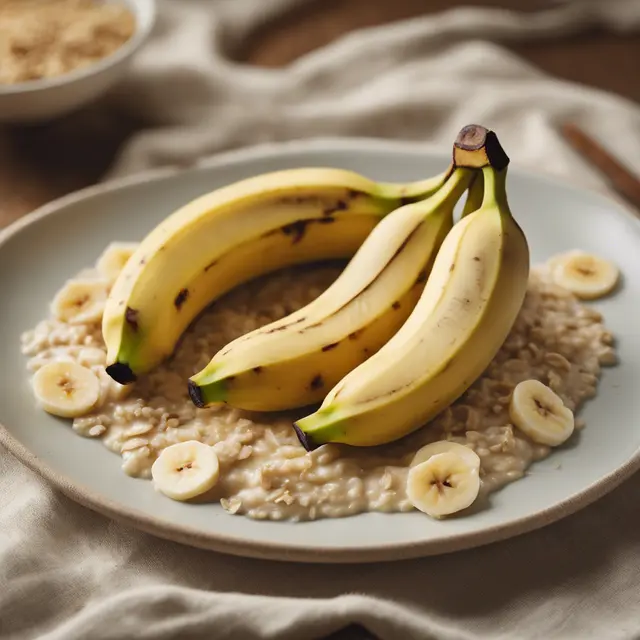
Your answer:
(1, 139), (639, 563)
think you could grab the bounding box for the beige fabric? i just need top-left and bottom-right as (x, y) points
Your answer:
(2, 1), (640, 638)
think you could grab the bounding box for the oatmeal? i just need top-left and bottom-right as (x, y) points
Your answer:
(0, 0), (135, 85)
(21, 259), (616, 521)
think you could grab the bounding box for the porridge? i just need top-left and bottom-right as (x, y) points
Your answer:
(21, 256), (617, 521)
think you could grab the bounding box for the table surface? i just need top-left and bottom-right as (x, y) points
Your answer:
(1, 0), (638, 231)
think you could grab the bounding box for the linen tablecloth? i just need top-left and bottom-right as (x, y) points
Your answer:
(2, 1), (640, 638)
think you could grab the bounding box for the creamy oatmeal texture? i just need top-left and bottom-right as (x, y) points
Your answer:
(21, 255), (617, 521)
(0, 0), (135, 85)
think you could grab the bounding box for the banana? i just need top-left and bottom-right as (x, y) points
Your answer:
(151, 440), (220, 501)
(294, 125), (530, 449)
(410, 440), (480, 469)
(52, 279), (109, 325)
(96, 242), (139, 284)
(32, 361), (101, 418)
(509, 379), (574, 446)
(406, 451), (481, 518)
(102, 166), (452, 385)
(552, 251), (619, 299)
(187, 168), (475, 411)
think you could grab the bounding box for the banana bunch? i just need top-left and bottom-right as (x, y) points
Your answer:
(294, 125), (531, 448)
(102, 167), (451, 383)
(187, 166), (479, 411)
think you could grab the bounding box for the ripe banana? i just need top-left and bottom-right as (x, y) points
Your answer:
(294, 125), (530, 449)
(187, 167), (475, 411)
(151, 440), (220, 501)
(509, 379), (574, 446)
(32, 361), (101, 418)
(551, 250), (619, 299)
(102, 166), (452, 385)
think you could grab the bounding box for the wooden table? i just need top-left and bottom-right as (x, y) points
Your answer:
(1, 0), (638, 231)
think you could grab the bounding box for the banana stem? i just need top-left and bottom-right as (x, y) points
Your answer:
(461, 171), (484, 218)
(481, 165), (510, 212)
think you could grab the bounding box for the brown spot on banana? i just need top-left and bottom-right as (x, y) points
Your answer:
(348, 329), (364, 340)
(323, 200), (347, 215)
(174, 288), (189, 310)
(265, 317), (306, 334)
(253, 366), (263, 374)
(392, 301), (401, 310)
(310, 375), (324, 390)
(125, 307), (139, 332)
(321, 342), (339, 352)
(282, 220), (309, 244)
(415, 270), (428, 285)
(204, 259), (218, 272)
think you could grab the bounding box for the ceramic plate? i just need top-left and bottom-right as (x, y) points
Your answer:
(1, 139), (639, 563)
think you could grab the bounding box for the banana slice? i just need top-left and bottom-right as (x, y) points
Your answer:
(411, 440), (481, 470)
(509, 379), (574, 446)
(407, 451), (481, 518)
(32, 361), (101, 418)
(151, 440), (220, 501)
(51, 279), (109, 324)
(552, 251), (619, 299)
(96, 242), (139, 284)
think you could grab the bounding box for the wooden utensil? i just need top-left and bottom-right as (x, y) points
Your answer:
(560, 122), (640, 217)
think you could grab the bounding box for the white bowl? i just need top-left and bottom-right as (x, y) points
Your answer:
(0, 0), (156, 123)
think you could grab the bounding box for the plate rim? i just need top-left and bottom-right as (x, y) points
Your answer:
(2, 137), (639, 564)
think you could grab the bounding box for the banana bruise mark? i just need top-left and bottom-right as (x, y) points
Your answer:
(125, 307), (139, 332)
(348, 329), (364, 340)
(282, 220), (309, 244)
(253, 366), (263, 374)
(265, 317), (306, 334)
(323, 200), (347, 216)
(204, 259), (218, 272)
(392, 301), (401, 310)
(415, 269), (428, 285)
(174, 288), (189, 310)
(310, 374), (324, 390)
(321, 342), (339, 352)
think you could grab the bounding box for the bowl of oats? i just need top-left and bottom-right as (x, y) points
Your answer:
(0, 0), (156, 123)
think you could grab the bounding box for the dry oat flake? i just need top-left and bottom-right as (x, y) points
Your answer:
(21, 254), (617, 522)
(0, 0), (135, 85)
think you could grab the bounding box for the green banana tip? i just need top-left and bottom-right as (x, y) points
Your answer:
(105, 362), (137, 385)
(453, 124), (510, 172)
